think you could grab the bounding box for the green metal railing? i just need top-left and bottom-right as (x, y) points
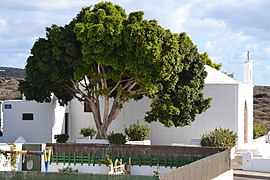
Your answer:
(51, 152), (203, 168)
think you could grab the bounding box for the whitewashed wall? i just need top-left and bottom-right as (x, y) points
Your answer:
(51, 98), (66, 143)
(68, 83), (251, 147)
(237, 84), (254, 148)
(68, 98), (151, 142)
(49, 163), (175, 176)
(2, 100), (54, 143)
(149, 84), (239, 145)
(243, 149), (270, 173)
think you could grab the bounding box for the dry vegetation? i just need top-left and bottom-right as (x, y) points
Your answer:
(0, 78), (22, 100)
(0, 67), (25, 100)
(253, 86), (270, 129)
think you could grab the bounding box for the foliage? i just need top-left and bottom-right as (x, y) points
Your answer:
(223, 72), (234, 78)
(8, 143), (17, 169)
(58, 166), (79, 174)
(98, 155), (123, 167)
(201, 128), (237, 148)
(0, 143), (17, 169)
(124, 123), (150, 141)
(201, 52), (221, 70)
(97, 154), (113, 166)
(0, 130), (2, 136)
(80, 127), (97, 138)
(54, 134), (69, 143)
(19, 1), (212, 139)
(253, 123), (268, 139)
(107, 131), (127, 144)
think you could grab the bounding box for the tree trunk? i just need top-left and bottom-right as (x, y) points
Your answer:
(94, 106), (121, 139)
(96, 127), (107, 139)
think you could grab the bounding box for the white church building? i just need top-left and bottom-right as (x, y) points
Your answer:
(0, 59), (254, 149)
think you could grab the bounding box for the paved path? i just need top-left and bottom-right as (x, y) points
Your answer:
(232, 154), (270, 179)
(234, 169), (270, 179)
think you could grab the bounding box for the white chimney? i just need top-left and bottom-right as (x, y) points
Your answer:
(244, 51), (253, 84)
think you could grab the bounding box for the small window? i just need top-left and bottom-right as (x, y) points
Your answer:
(22, 113), (34, 120)
(84, 102), (92, 112)
(4, 104), (12, 109)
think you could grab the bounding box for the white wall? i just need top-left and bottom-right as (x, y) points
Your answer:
(51, 99), (66, 143)
(69, 83), (249, 147)
(148, 84), (239, 145)
(243, 149), (270, 173)
(0, 78), (253, 147)
(237, 84), (254, 148)
(49, 163), (175, 176)
(68, 100), (96, 142)
(68, 98), (151, 142)
(2, 100), (54, 143)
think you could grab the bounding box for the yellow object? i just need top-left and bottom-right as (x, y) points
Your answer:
(43, 149), (47, 161)
(47, 149), (51, 162)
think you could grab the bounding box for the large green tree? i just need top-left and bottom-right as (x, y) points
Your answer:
(20, 2), (212, 139)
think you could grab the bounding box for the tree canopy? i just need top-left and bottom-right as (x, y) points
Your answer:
(20, 2), (214, 139)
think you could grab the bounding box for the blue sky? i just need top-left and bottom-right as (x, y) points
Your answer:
(0, 0), (269, 85)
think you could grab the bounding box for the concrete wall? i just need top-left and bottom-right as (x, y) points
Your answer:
(2, 100), (54, 143)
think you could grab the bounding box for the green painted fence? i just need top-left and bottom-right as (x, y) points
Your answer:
(51, 152), (203, 168)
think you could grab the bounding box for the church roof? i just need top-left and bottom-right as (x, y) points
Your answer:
(204, 65), (239, 84)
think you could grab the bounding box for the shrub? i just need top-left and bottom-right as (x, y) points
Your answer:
(80, 127), (96, 139)
(107, 131), (127, 144)
(201, 128), (237, 148)
(0, 130), (3, 136)
(253, 123), (268, 139)
(55, 134), (69, 143)
(58, 166), (79, 173)
(124, 123), (150, 141)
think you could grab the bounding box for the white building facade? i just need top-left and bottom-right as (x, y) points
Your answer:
(0, 60), (254, 149)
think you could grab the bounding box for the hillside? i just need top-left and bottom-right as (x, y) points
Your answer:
(0, 66), (25, 100)
(253, 86), (270, 128)
(0, 67), (25, 79)
(0, 67), (269, 127)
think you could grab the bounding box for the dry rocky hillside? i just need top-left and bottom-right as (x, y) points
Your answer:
(0, 67), (269, 128)
(253, 86), (270, 128)
(0, 67), (25, 100)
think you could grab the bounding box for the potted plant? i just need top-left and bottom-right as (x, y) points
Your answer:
(79, 127), (97, 139)
(124, 123), (150, 145)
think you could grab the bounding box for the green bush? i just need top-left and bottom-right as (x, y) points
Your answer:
(55, 134), (69, 143)
(58, 166), (79, 173)
(124, 123), (150, 141)
(201, 128), (237, 148)
(253, 123), (268, 139)
(80, 127), (96, 139)
(107, 131), (127, 144)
